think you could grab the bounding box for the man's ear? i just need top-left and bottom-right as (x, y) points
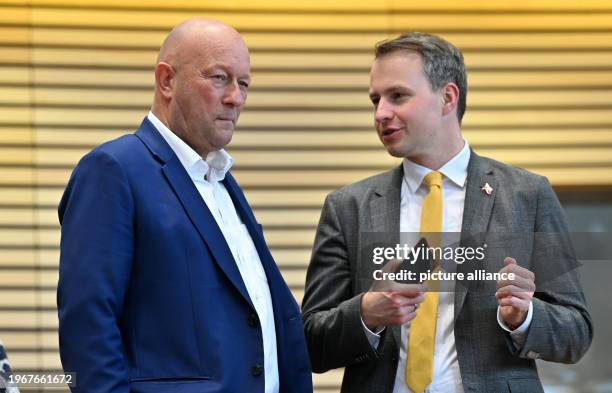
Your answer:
(155, 62), (175, 99)
(441, 82), (459, 117)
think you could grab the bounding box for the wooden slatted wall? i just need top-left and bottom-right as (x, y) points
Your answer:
(1, 1), (612, 391)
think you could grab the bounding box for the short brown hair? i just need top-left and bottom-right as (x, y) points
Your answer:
(375, 32), (467, 123)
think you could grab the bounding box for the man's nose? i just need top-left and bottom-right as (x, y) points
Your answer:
(223, 81), (246, 106)
(374, 98), (393, 122)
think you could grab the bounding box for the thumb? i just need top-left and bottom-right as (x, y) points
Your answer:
(503, 257), (517, 266)
(371, 259), (403, 291)
(381, 258), (403, 274)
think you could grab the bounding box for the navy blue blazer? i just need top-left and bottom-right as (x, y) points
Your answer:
(57, 118), (313, 393)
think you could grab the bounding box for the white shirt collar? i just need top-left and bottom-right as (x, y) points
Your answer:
(402, 140), (470, 192)
(147, 111), (233, 182)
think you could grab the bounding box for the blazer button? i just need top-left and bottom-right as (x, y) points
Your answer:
(248, 314), (258, 327)
(251, 364), (263, 377)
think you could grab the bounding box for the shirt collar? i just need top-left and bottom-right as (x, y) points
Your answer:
(402, 140), (470, 192)
(147, 111), (233, 182)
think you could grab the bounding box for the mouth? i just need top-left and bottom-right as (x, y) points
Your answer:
(216, 117), (235, 125)
(380, 127), (401, 140)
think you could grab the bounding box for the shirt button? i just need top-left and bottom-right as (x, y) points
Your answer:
(248, 314), (258, 327)
(251, 364), (263, 377)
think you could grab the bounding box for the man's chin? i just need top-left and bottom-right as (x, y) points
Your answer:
(213, 120), (236, 135)
(213, 131), (234, 149)
(383, 144), (409, 159)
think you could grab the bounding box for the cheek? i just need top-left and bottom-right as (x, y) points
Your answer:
(197, 85), (221, 108)
(374, 120), (385, 136)
(405, 100), (435, 124)
(201, 92), (217, 110)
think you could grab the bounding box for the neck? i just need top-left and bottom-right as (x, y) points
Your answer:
(150, 104), (170, 129)
(150, 105), (211, 157)
(411, 128), (464, 170)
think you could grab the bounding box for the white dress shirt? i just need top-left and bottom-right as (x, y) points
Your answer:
(363, 140), (532, 393)
(148, 112), (279, 393)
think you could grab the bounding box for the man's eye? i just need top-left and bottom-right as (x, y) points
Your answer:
(211, 74), (228, 82)
(239, 80), (250, 89)
(370, 97), (379, 107)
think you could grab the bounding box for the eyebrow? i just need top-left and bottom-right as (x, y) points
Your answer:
(204, 64), (251, 80)
(386, 84), (412, 93)
(370, 84), (413, 98)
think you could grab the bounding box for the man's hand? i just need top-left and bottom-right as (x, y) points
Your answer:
(361, 259), (425, 330)
(495, 257), (535, 330)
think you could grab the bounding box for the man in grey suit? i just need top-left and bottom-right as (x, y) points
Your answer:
(302, 32), (593, 393)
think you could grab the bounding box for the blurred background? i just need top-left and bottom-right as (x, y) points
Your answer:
(0, 0), (611, 392)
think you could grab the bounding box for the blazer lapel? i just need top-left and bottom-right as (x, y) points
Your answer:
(455, 151), (497, 320)
(135, 118), (254, 309)
(370, 165), (402, 234)
(222, 173), (296, 317)
(369, 165), (403, 347)
(223, 174), (288, 287)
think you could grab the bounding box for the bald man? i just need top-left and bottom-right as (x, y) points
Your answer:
(57, 19), (313, 393)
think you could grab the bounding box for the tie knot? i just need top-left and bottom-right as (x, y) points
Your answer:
(423, 171), (442, 189)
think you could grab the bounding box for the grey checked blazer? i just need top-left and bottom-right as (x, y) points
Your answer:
(302, 151), (593, 393)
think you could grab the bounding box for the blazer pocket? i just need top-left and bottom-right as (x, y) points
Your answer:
(507, 378), (544, 393)
(130, 378), (213, 393)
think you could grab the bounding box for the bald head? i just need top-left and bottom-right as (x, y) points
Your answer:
(151, 18), (251, 156)
(157, 18), (247, 67)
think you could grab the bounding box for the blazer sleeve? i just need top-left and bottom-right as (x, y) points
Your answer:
(302, 193), (381, 373)
(57, 150), (135, 393)
(505, 176), (593, 363)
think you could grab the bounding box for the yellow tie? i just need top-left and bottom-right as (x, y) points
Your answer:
(406, 171), (442, 393)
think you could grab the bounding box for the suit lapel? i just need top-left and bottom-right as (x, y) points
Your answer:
(222, 173), (290, 296)
(455, 151), (497, 320)
(370, 165), (403, 347)
(223, 173), (298, 333)
(135, 118), (254, 309)
(370, 165), (402, 234)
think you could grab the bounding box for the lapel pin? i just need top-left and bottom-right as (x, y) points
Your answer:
(481, 182), (493, 195)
